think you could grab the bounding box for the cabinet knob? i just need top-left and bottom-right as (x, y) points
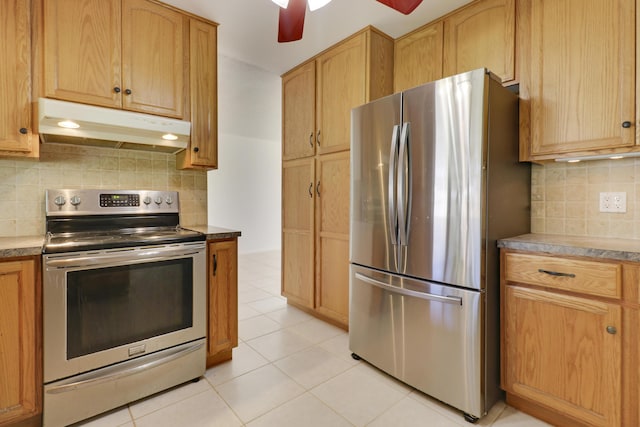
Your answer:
(19, 128), (28, 134)
(113, 87), (121, 93)
(622, 121), (632, 128)
(606, 326), (617, 334)
(193, 146), (200, 153)
(124, 89), (132, 95)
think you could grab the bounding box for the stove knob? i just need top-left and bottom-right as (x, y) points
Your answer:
(165, 196), (173, 205)
(143, 196), (152, 205)
(154, 196), (163, 205)
(70, 195), (81, 206)
(54, 196), (66, 206)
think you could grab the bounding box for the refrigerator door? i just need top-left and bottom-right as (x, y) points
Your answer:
(400, 69), (487, 289)
(350, 93), (402, 272)
(349, 264), (484, 417)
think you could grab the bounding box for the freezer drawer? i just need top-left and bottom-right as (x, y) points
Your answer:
(349, 264), (484, 418)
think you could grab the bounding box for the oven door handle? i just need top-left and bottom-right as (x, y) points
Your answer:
(45, 248), (203, 268)
(45, 340), (204, 395)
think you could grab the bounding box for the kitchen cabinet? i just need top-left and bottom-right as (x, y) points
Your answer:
(177, 18), (219, 169)
(43, 0), (186, 118)
(0, 0), (38, 159)
(501, 250), (640, 427)
(393, 21), (443, 92)
(0, 257), (40, 427)
(206, 238), (238, 367)
(281, 27), (393, 328)
(518, 0), (636, 161)
(443, 0), (516, 84)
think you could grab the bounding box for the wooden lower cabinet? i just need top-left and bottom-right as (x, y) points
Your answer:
(0, 257), (41, 427)
(206, 238), (238, 367)
(501, 250), (639, 427)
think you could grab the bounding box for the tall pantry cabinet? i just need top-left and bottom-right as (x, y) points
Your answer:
(281, 27), (393, 328)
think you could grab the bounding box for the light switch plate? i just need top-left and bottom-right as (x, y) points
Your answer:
(599, 192), (627, 213)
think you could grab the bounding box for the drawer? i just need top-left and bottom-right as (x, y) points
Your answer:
(504, 252), (621, 299)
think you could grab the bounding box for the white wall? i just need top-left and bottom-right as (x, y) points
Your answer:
(207, 55), (282, 255)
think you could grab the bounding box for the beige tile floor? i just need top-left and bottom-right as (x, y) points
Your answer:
(73, 250), (551, 427)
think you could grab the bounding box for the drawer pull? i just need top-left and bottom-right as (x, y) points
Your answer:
(606, 326), (617, 335)
(537, 269), (575, 278)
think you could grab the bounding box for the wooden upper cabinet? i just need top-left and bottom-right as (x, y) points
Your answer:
(178, 18), (218, 169)
(282, 61), (316, 161)
(443, 0), (515, 84)
(43, 0), (185, 118)
(0, 0), (38, 158)
(519, 0), (635, 161)
(394, 21), (444, 92)
(121, 0), (184, 118)
(44, 0), (122, 108)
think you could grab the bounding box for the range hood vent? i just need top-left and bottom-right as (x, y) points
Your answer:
(37, 98), (190, 154)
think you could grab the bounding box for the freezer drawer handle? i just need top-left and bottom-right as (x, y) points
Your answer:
(537, 269), (575, 278)
(355, 272), (462, 305)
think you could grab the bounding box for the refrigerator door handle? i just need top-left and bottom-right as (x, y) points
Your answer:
(355, 272), (463, 306)
(388, 124), (400, 245)
(397, 122), (412, 247)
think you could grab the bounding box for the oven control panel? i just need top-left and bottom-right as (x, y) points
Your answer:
(46, 189), (180, 216)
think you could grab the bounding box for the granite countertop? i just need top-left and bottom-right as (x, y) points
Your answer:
(498, 233), (640, 262)
(0, 226), (241, 260)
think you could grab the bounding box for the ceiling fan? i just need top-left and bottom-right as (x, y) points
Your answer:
(272, 0), (423, 42)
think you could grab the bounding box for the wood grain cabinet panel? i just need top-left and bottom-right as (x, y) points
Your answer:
(206, 238), (238, 367)
(282, 61), (316, 161)
(443, 0), (515, 84)
(518, 0), (635, 160)
(0, 0), (38, 158)
(394, 21), (444, 92)
(0, 258), (40, 426)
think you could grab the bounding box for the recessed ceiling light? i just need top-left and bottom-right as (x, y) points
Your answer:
(58, 120), (79, 129)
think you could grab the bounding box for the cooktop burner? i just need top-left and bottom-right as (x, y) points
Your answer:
(43, 189), (205, 254)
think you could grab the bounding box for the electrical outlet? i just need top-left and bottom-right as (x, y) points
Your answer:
(599, 192), (627, 213)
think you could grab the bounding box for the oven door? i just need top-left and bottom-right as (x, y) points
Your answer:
(43, 241), (206, 383)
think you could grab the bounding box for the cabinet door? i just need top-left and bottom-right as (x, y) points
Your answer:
(316, 34), (366, 155)
(122, 0), (185, 118)
(315, 152), (350, 326)
(394, 21), (444, 92)
(206, 239), (238, 366)
(282, 61), (316, 161)
(503, 285), (621, 426)
(443, 0), (515, 84)
(521, 0), (635, 159)
(0, 0), (37, 157)
(43, 0), (122, 108)
(282, 158), (315, 308)
(187, 19), (218, 168)
(0, 259), (39, 425)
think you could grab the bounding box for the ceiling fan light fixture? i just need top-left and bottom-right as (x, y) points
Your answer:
(308, 0), (332, 11)
(272, 0), (289, 8)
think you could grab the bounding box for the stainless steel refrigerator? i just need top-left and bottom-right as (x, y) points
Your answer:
(349, 69), (530, 422)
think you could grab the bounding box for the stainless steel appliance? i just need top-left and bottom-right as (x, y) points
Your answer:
(349, 69), (530, 422)
(42, 189), (207, 427)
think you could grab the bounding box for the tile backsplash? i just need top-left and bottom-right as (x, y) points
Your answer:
(531, 158), (640, 239)
(0, 144), (207, 237)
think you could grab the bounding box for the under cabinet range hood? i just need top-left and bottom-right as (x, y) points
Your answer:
(37, 98), (191, 154)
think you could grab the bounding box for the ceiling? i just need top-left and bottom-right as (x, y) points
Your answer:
(162, 0), (473, 75)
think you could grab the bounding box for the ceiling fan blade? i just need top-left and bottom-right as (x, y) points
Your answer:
(376, 0), (423, 15)
(278, 0), (307, 42)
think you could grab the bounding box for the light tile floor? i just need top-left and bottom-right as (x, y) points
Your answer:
(74, 250), (551, 427)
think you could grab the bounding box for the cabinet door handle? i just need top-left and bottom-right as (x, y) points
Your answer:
(316, 130), (321, 146)
(622, 121), (632, 128)
(193, 146), (200, 153)
(213, 253), (218, 276)
(309, 132), (314, 148)
(113, 87), (121, 93)
(124, 89), (132, 95)
(308, 182), (313, 198)
(537, 269), (575, 278)
(316, 181), (320, 197)
(606, 326), (617, 334)
(19, 127), (28, 135)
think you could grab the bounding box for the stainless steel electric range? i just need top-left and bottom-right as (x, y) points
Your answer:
(42, 189), (207, 427)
